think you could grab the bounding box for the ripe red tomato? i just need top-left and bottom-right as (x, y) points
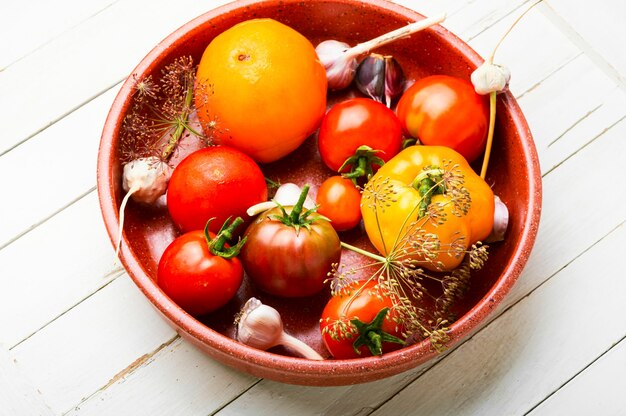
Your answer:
(157, 221), (244, 316)
(318, 98), (403, 178)
(240, 186), (341, 297)
(320, 280), (405, 359)
(167, 146), (267, 233)
(316, 176), (362, 232)
(396, 75), (489, 163)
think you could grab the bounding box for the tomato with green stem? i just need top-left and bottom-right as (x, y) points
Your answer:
(318, 98), (403, 180)
(320, 280), (405, 359)
(240, 185), (341, 297)
(157, 217), (246, 316)
(316, 176), (362, 232)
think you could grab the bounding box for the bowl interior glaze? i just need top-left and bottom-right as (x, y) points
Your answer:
(97, 0), (541, 386)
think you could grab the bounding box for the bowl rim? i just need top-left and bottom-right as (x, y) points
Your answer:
(97, 0), (542, 385)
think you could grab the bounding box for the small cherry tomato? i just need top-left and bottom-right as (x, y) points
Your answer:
(318, 98), (403, 179)
(240, 186), (341, 297)
(316, 176), (362, 232)
(157, 218), (246, 316)
(320, 280), (405, 359)
(396, 75), (489, 163)
(167, 146), (267, 233)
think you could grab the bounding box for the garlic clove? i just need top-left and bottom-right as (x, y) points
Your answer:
(355, 54), (405, 107)
(485, 195), (509, 243)
(471, 62), (511, 95)
(246, 183), (316, 217)
(235, 298), (324, 360)
(315, 39), (358, 90)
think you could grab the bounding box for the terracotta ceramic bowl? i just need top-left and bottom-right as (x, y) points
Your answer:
(97, 0), (541, 386)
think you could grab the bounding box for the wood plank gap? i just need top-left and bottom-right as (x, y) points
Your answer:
(0, 0), (122, 72)
(0, 79), (124, 158)
(547, 103), (602, 147)
(208, 379), (265, 416)
(515, 52), (582, 100)
(368, 219), (626, 415)
(465, 0), (534, 43)
(0, 186), (96, 251)
(8, 269), (124, 351)
(540, 1), (626, 92)
(542, 114), (626, 177)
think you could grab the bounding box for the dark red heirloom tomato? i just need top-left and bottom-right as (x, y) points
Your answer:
(321, 280), (405, 359)
(240, 185), (341, 297)
(316, 176), (362, 232)
(318, 98), (403, 179)
(157, 218), (246, 316)
(167, 146), (267, 233)
(396, 75), (489, 163)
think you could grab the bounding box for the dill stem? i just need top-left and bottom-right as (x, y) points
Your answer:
(161, 75), (194, 161)
(340, 242), (387, 263)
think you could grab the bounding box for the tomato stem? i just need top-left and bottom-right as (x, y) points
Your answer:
(289, 184), (310, 224)
(205, 217), (246, 259)
(340, 241), (387, 263)
(480, 91), (497, 179)
(350, 307), (405, 356)
(339, 145), (386, 183)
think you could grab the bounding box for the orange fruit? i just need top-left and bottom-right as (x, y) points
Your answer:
(194, 18), (327, 163)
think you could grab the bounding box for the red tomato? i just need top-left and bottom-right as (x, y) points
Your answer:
(316, 176), (362, 232)
(320, 280), (405, 359)
(318, 98), (403, 177)
(396, 75), (489, 163)
(240, 186), (341, 297)
(167, 146), (267, 233)
(157, 222), (244, 316)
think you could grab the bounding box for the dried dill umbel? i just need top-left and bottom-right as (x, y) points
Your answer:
(335, 159), (492, 353)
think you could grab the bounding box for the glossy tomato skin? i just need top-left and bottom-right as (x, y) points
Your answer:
(240, 207), (341, 297)
(167, 146), (267, 233)
(320, 281), (404, 359)
(157, 230), (243, 316)
(396, 75), (489, 163)
(318, 98), (403, 172)
(316, 176), (362, 232)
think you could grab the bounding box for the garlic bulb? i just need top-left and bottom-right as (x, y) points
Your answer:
(236, 298), (324, 360)
(485, 195), (509, 243)
(246, 183), (316, 217)
(355, 54), (405, 107)
(471, 62), (511, 95)
(122, 156), (171, 204)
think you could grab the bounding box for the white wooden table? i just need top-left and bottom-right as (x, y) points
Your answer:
(2, 0), (625, 414)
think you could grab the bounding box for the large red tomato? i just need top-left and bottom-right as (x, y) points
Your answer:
(157, 218), (245, 316)
(318, 98), (403, 179)
(167, 146), (267, 233)
(320, 280), (405, 359)
(396, 75), (489, 163)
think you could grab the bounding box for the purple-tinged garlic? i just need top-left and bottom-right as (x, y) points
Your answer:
(115, 156), (171, 257)
(316, 13), (446, 90)
(236, 298), (324, 360)
(356, 54), (405, 107)
(485, 195), (509, 243)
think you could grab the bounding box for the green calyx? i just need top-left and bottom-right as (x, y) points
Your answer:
(339, 145), (386, 183)
(350, 307), (405, 356)
(204, 217), (246, 259)
(269, 185), (329, 235)
(412, 166), (446, 219)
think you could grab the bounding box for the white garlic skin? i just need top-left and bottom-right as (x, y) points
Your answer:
(471, 62), (511, 95)
(122, 156), (171, 204)
(485, 195), (509, 243)
(315, 39), (358, 90)
(236, 298), (283, 350)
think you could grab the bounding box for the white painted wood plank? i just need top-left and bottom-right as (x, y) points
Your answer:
(10, 275), (176, 415)
(0, 0), (230, 155)
(370, 221), (626, 415)
(0, 85), (116, 249)
(544, 0), (626, 87)
(65, 337), (257, 416)
(0, 346), (55, 416)
(530, 338), (626, 416)
(0, 191), (121, 348)
(0, 0), (116, 70)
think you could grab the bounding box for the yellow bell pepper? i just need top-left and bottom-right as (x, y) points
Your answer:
(361, 145), (494, 272)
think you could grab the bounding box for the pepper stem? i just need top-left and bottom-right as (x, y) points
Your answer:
(412, 167), (446, 218)
(205, 217), (246, 259)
